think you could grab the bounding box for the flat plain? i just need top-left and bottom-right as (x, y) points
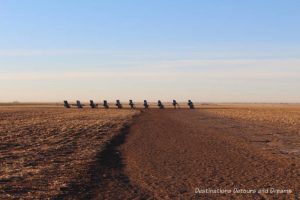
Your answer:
(0, 106), (137, 199)
(0, 104), (299, 199)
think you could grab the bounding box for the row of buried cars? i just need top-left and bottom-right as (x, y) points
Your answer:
(64, 100), (195, 109)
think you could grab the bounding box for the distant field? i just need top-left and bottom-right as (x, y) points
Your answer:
(204, 104), (300, 159)
(1, 102), (299, 109)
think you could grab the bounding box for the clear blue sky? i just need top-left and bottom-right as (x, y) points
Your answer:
(1, 0), (300, 102)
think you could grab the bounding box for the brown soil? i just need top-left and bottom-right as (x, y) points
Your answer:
(119, 108), (300, 199)
(0, 107), (137, 199)
(1, 105), (300, 199)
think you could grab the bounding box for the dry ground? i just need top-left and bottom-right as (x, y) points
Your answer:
(0, 104), (300, 199)
(0, 107), (137, 199)
(205, 104), (300, 159)
(122, 106), (300, 199)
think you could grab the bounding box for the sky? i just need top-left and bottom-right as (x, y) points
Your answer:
(0, 0), (300, 102)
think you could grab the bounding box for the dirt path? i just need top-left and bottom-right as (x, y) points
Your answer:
(118, 109), (299, 199)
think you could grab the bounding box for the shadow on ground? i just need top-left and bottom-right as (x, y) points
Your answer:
(54, 123), (151, 200)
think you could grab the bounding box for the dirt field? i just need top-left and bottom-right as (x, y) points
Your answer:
(1, 105), (300, 199)
(121, 106), (300, 199)
(0, 107), (138, 199)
